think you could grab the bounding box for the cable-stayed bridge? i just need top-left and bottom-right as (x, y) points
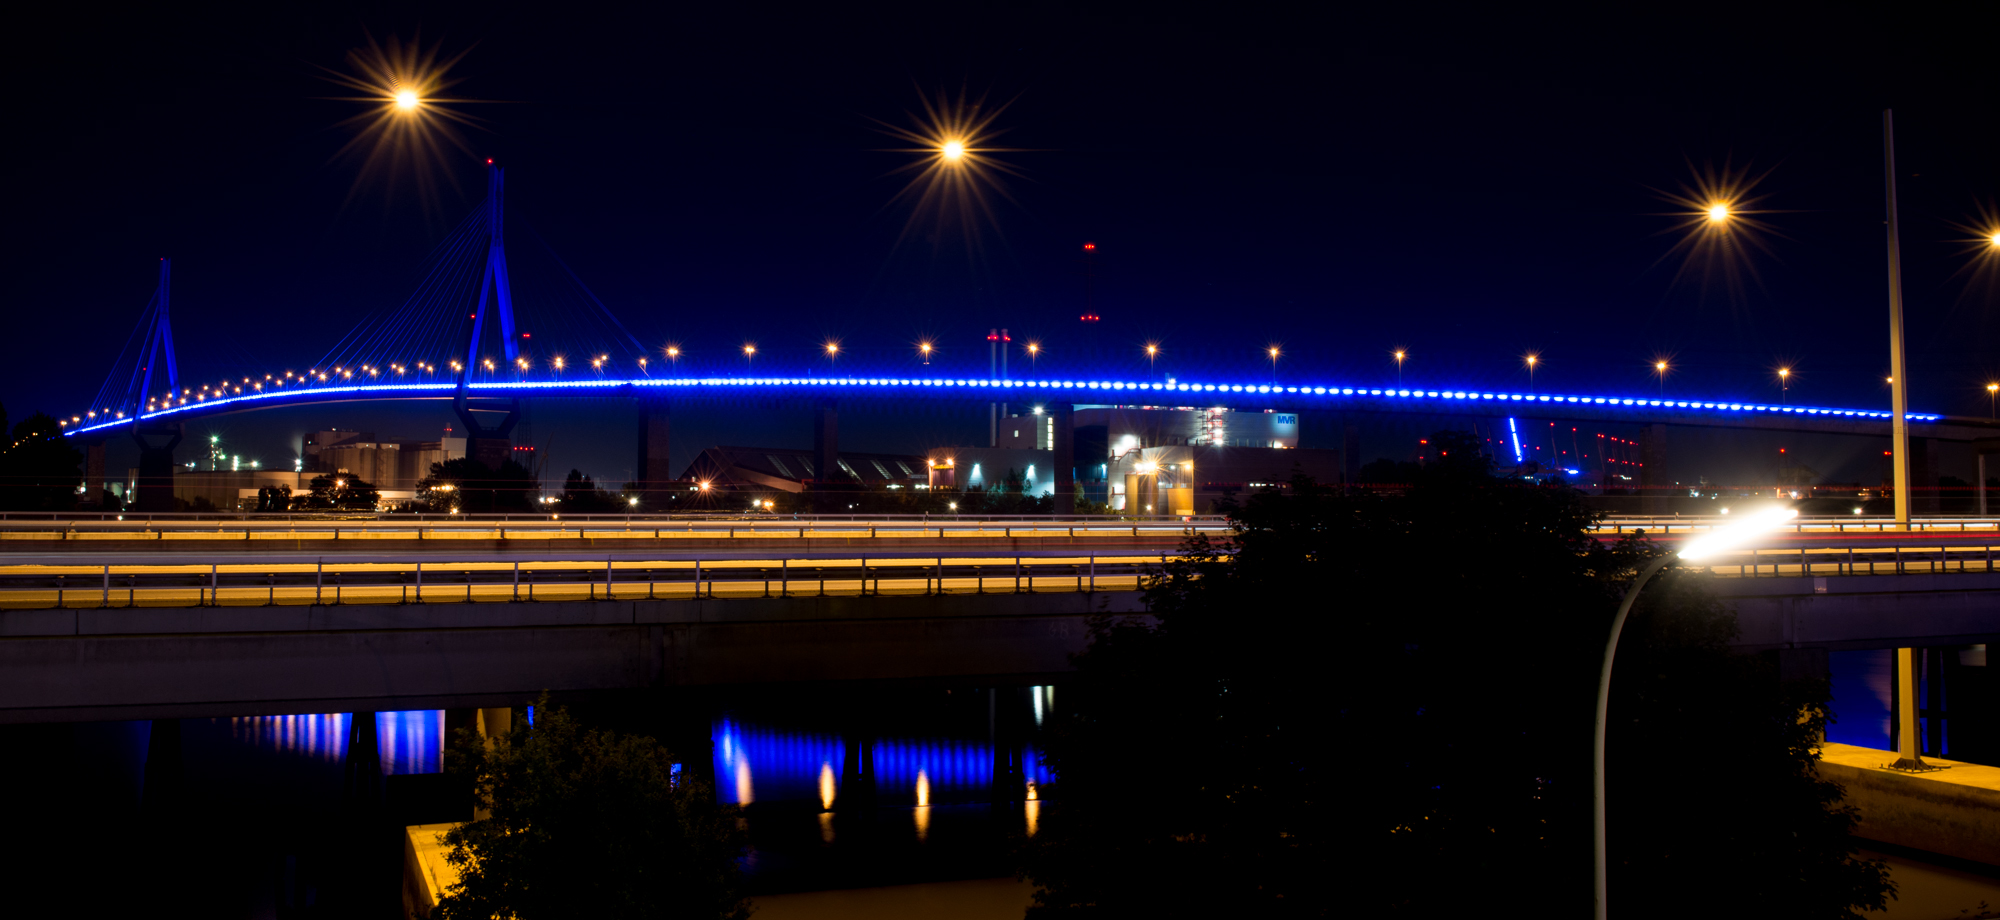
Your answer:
(56, 167), (2000, 513)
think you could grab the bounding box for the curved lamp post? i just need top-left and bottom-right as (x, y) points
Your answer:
(1594, 505), (1798, 920)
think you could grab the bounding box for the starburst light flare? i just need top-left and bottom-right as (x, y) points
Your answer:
(1945, 203), (2000, 295)
(1651, 160), (1784, 303)
(874, 86), (1029, 251)
(319, 32), (484, 214)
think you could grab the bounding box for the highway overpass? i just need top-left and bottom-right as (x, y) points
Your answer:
(1, 524), (1996, 724)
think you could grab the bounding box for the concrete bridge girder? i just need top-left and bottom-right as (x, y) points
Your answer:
(1718, 572), (2000, 653)
(0, 591), (1145, 724)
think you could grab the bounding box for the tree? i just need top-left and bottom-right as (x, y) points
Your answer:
(1020, 428), (1891, 917)
(1609, 569), (1892, 918)
(418, 457), (537, 514)
(292, 473), (379, 510)
(562, 468), (624, 513)
(434, 698), (749, 920)
(0, 411), (83, 511)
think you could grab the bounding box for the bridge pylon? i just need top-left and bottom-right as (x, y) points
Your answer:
(129, 258), (184, 512)
(454, 165), (523, 467)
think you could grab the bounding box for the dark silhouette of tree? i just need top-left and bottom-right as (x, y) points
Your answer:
(1021, 428), (1890, 917)
(1357, 456), (1419, 484)
(1609, 568), (1892, 918)
(0, 411), (83, 511)
(293, 473), (379, 510)
(434, 698), (749, 920)
(561, 468), (624, 513)
(417, 457), (536, 513)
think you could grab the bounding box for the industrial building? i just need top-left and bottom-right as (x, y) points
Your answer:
(129, 427), (474, 511)
(926, 403), (1343, 513)
(303, 429), (467, 489)
(924, 447), (1056, 497)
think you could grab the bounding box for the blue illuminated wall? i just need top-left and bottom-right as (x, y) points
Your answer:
(1827, 650), (1893, 750)
(220, 710), (443, 774)
(713, 718), (1050, 808)
(712, 692), (1054, 809)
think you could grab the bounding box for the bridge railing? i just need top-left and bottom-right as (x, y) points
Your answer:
(1686, 542), (1999, 579)
(4, 536), (1995, 610)
(0, 552), (1172, 610)
(1593, 516), (2000, 535)
(0, 511), (1232, 525)
(0, 520), (1229, 544)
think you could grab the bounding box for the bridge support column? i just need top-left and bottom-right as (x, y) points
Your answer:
(1975, 438), (1997, 515)
(472, 707), (513, 821)
(1639, 423), (1667, 515)
(990, 687), (1026, 803)
(840, 724), (876, 811)
(1051, 402), (1075, 514)
(131, 424), (182, 513)
(813, 400), (839, 488)
(1889, 647), (1928, 770)
(454, 400), (521, 471)
(1342, 421), (1361, 488)
(84, 440), (107, 508)
(637, 398), (672, 508)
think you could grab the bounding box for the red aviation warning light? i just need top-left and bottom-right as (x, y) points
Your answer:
(1083, 242), (1096, 251)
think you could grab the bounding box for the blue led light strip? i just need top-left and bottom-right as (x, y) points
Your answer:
(1507, 417), (1524, 464)
(60, 375), (1945, 436)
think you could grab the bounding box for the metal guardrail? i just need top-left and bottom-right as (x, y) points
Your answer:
(1593, 517), (2000, 535)
(0, 521), (1228, 544)
(4, 537), (1994, 610)
(0, 553), (1167, 610)
(0, 511), (1232, 525)
(1690, 542), (1999, 578)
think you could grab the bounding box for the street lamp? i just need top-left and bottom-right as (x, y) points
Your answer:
(1268, 346), (1281, 380)
(825, 341), (840, 365)
(743, 344), (756, 366)
(1777, 367), (1791, 405)
(1025, 341), (1040, 366)
(1988, 382), (1998, 419)
(1654, 360), (1669, 398)
(1394, 350), (1405, 386)
(1524, 352), (1539, 393)
(919, 341), (933, 365)
(1594, 505), (1798, 920)
(1145, 344), (1159, 376)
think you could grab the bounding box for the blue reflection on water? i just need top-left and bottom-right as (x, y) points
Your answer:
(376, 710), (444, 775)
(713, 687), (1054, 808)
(219, 710), (444, 774)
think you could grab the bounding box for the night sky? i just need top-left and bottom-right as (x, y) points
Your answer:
(5, 5), (1995, 487)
